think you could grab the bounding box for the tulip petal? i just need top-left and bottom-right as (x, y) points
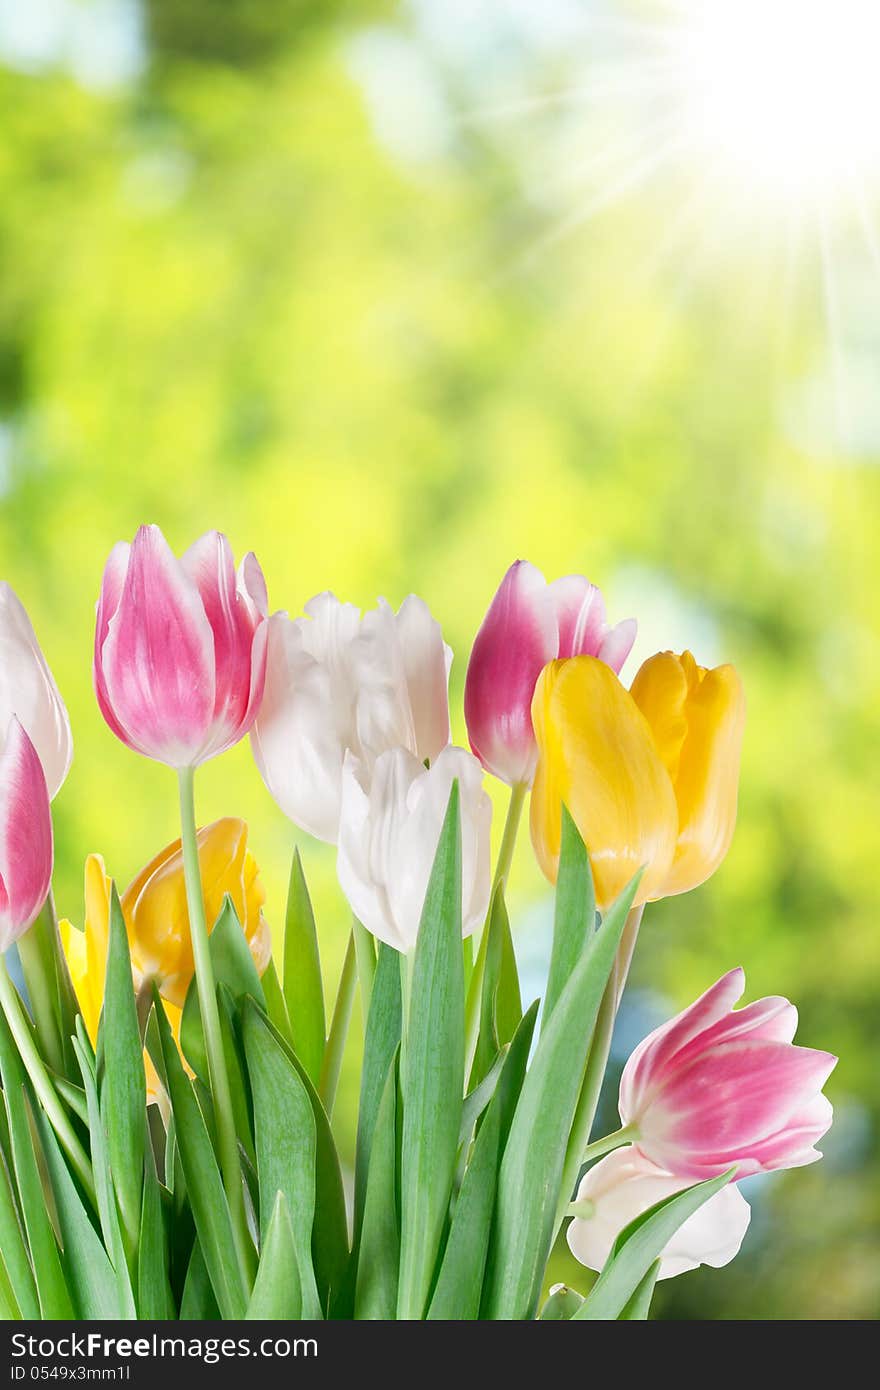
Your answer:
(395, 594), (452, 764)
(550, 576), (607, 658)
(567, 1148), (750, 1280)
(597, 617), (638, 675)
(619, 968), (746, 1119)
(529, 657), (678, 909)
(0, 583), (73, 800)
(0, 719), (53, 949)
(93, 540), (134, 750)
(182, 532), (266, 760)
(101, 525), (216, 766)
(464, 560), (557, 785)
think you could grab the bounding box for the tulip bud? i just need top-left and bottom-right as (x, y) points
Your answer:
(0, 718), (53, 951)
(94, 526), (268, 769)
(529, 656), (679, 909)
(0, 583), (72, 798)
(620, 968), (837, 1178)
(464, 561), (636, 786)
(336, 745), (492, 953)
(630, 650), (746, 898)
(567, 1147), (751, 1280)
(252, 592), (452, 844)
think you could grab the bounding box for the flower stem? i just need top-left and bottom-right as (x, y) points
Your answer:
(464, 780), (527, 1077)
(0, 953), (95, 1201)
(318, 929), (357, 1117)
(352, 917), (375, 1034)
(177, 767), (254, 1288)
(580, 1123), (637, 1166)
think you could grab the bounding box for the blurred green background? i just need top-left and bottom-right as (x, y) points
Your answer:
(1, 0), (877, 1320)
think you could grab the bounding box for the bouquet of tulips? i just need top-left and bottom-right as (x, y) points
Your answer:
(0, 532), (835, 1322)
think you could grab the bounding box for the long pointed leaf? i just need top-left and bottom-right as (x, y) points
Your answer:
(354, 942), (401, 1240)
(483, 872), (639, 1320)
(543, 807), (595, 1025)
(283, 847), (325, 1087)
(247, 1192), (302, 1320)
(397, 783), (464, 1320)
(354, 1052), (399, 1320)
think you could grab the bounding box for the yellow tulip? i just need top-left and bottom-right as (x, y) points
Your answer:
(59, 819), (271, 1105)
(630, 650), (746, 898)
(529, 651), (745, 910)
(530, 657), (679, 909)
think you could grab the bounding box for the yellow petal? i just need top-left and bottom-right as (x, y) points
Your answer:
(530, 657), (679, 910)
(632, 652), (746, 897)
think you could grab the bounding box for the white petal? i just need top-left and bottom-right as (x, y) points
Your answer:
(0, 583), (72, 799)
(395, 594), (452, 763)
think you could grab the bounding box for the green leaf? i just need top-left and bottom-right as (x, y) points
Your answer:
(397, 782), (465, 1320)
(459, 1043), (507, 1151)
(153, 991), (248, 1320)
(354, 1051), (399, 1320)
(427, 1098), (501, 1319)
(31, 1105), (122, 1320)
(242, 1000), (322, 1320)
(98, 884), (146, 1263)
(470, 885), (521, 1088)
(180, 1239), (220, 1320)
(283, 847), (325, 1088)
(619, 1260), (660, 1319)
(72, 1032), (137, 1318)
(16, 901), (80, 1080)
(574, 1170), (735, 1320)
(483, 872), (639, 1320)
(217, 983), (255, 1167)
(180, 894), (266, 1081)
(0, 1147), (39, 1319)
(353, 941), (401, 1240)
(540, 1285), (585, 1319)
(543, 807), (595, 1026)
(260, 958), (295, 1049)
(137, 1151), (175, 1319)
(247, 1191), (302, 1320)
(0, 1009), (73, 1319)
(0, 1248), (21, 1320)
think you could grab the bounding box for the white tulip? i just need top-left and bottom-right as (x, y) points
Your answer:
(251, 592), (451, 843)
(0, 583), (72, 799)
(566, 1147), (751, 1280)
(336, 744), (492, 953)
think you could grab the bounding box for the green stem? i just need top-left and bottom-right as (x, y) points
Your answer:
(15, 901), (64, 1075)
(0, 953), (94, 1201)
(579, 1123), (637, 1166)
(318, 930), (357, 1117)
(464, 781), (527, 1076)
(352, 917), (376, 1034)
(177, 768), (254, 1287)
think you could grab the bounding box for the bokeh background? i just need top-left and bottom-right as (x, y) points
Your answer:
(1, 0), (877, 1320)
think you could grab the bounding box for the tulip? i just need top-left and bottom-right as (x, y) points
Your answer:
(121, 818), (270, 1009)
(619, 968), (836, 1179)
(252, 592), (452, 844)
(94, 526), (268, 769)
(0, 718), (54, 951)
(567, 1147), (751, 1280)
(464, 561), (636, 786)
(630, 650), (746, 897)
(530, 657), (679, 909)
(336, 745), (491, 953)
(0, 584), (72, 798)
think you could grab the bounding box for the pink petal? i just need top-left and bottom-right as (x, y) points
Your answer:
(640, 1040), (837, 1177)
(598, 617), (638, 674)
(620, 968), (746, 1121)
(550, 576), (607, 657)
(93, 540), (133, 749)
(237, 551), (269, 620)
(464, 560), (557, 785)
(0, 719), (52, 947)
(182, 531), (264, 760)
(101, 525), (215, 766)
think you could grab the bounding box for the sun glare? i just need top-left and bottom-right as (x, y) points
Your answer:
(675, 0), (880, 202)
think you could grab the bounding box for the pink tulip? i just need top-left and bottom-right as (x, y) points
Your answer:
(94, 526), (268, 769)
(0, 718), (53, 951)
(464, 560), (636, 785)
(620, 968), (837, 1179)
